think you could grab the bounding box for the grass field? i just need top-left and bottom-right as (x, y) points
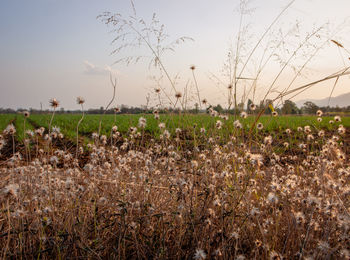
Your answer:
(1, 113), (349, 144)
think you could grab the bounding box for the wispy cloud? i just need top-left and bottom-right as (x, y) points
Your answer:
(83, 61), (118, 75)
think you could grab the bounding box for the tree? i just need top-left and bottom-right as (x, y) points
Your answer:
(302, 101), (319, 114)
(281, 100), (299, 114)
(213, 104), (224, 113)
(194, 103), (199, 114)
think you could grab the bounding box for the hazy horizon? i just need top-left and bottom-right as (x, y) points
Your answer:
(1, 0), (350, 110)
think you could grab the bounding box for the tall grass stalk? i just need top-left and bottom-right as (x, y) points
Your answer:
(98, 74), (117, 136)
(76, 98), (85, 158)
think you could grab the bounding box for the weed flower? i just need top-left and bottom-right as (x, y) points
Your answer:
(2, 184), (19, 197)
(234, 120), (242, 129)
(23, 111), (30, 117)
(304, 126), (311, 134)
(316, 110), (323, 117)
(194, 248), (206, 259)
(35, 127), (45, 136)
(249, 103), (256, 111)
(112, 125), (118, 132)
(4, 124), (16, 135)
(52, 126), (61, 133)
(264, 135), (273, 145)
(26, 130), (34, 137)
(76, 96), (85, 105)
(216, 120), (223, 129)
(267, 192), (278, 203)
(138, 117), (147, 128)
(0, 139), (5, 150)
(272, 111), (278, 117)
(334, 115), (341, 122)
(338, 125), (346, 135)
(257, 123), (263, 130)
(240, 112), (247, 118)
(163, 130), (170, 139)
(49, 98), (59, 108)
(175, 91), (182, 99)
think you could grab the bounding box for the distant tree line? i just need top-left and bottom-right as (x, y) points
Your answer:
(1, 100), (349, 115)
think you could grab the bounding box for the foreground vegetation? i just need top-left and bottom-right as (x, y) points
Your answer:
(0, 110), (349, 259)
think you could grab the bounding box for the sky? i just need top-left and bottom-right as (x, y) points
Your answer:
(1, 0), (350, 110)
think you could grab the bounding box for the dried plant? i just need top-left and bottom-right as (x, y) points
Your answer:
(76, 97), (85, 158)
(97, 6), (193, 103)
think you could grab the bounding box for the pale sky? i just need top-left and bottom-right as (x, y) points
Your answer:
(1, 0), (350, 110)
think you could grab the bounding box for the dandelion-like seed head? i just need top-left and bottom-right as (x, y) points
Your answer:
(76, 96), (85, 105)
(190, 65), (196, 70)
(338, 125), (346, 135)
(257, 122), (263, 130)
(52, 126), (61, 133)
(316, 110), (323, 117)
(249, 103), (256, 111)
(216, 120), (223, 129)
(264, 135), (273, 145)
(317, 117), (322, 122)
(194, 248), (206, 260)
(175, 91), (182, 99)
(4, 124), (16, 135)
(334, 115), (341, 122)
(272, 111), (278, 117)
(267, 192), (278, 203)
(228, 84), (233, 90)
(234, 120), (242, 129)
(26, 130), (34, 137)
(114, 107), (121, 113)
(138, 117), (147, 128)
(2, 183), (19, 197)
(304, 125), (311, 134)
(112, 125), (118, 132)
(23, 111), (30, 118)
(49, 98), (59, 108)
(201, 99), (207, 105)
(154, 88), (161, 93)
(240, 111), (247, 119)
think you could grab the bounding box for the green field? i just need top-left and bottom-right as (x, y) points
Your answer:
(0, 113), (348, 143)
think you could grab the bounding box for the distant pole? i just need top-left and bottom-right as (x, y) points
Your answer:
(40, 102), (43, 113)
